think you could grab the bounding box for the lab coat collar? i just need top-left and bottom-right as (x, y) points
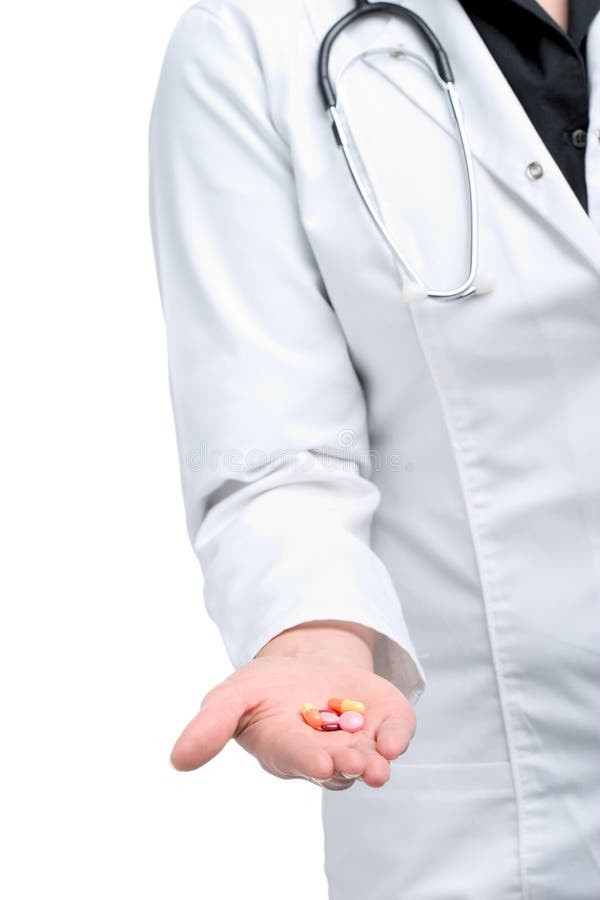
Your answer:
(310, 0), (600, 278)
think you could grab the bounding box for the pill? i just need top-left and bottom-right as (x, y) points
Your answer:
(321, 722), (341, 731)
(301, 702), (323, 730)
(318, 709), (340, 726)
(339, 711), (365, 733)
(327, 698), (366, 715)
(341, 699), (366, 714)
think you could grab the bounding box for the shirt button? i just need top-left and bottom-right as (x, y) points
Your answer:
(570, 128), (587, 148)
(526, 161), (544, 180)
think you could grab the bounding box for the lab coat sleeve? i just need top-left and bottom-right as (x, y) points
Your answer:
(148, 4), (426, 704)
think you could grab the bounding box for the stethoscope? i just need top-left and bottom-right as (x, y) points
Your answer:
(318, 0), (487, 302)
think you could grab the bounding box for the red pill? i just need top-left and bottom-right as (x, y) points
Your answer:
(318, 709), (340, 726)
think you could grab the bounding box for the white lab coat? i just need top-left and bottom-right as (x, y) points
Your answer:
(148, 1), (600, 896)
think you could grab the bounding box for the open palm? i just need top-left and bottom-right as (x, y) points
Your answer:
(170, 655), (416, 791)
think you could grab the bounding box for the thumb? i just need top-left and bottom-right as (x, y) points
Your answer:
(170, 679), (247, 772)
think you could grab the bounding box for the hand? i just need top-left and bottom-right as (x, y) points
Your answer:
(170, 651), (416, 792)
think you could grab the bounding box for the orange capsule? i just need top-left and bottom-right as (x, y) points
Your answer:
(301, 702), (324, 730)
(340, 699), (365, 714)
(327, 697), (365, 715)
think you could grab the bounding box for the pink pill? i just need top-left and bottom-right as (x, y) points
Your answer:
(321, 722), (341, 731)
(318, 709), (340, 726)
(339, 711), (364, 733)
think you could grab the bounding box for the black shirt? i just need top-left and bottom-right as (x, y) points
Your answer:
(458, 0), (600, 213)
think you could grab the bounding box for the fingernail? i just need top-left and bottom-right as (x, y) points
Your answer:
(340, 771), (358, 779)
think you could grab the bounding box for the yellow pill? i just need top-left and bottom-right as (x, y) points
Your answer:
(301, 702), (324, 730)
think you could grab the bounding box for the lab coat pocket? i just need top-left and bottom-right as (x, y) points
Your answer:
(322, 760), (522, 900)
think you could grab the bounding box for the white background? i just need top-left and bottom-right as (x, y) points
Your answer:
(0, 2), (326, 897)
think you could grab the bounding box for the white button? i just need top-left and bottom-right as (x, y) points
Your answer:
(526, 161), (544, 180)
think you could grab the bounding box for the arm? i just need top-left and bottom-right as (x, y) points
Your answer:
(148, 4), (425, 710)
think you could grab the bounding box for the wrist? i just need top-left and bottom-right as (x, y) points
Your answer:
(254, 619), (376, 671)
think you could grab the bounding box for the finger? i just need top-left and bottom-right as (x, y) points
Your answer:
(170, 682), (247, 772)
(330, 746), (367, 780)
(331, 742), (391, 789)
(360, 752), (391, 788)
(267, 729), (336, 783)
(309, 773), (357, 792)
(317, 746), (390, 791)
(375, 715), (415, 760)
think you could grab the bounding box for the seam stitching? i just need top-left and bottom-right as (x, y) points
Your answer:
(407, 304), (530, 900)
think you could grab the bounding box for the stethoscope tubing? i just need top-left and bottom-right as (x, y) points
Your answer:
(318, 1), (454, 109)
(317, 1), (480, 301)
